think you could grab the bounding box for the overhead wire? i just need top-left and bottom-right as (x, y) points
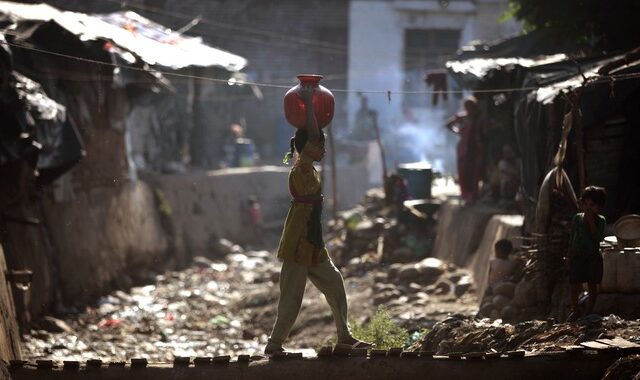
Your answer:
(2, 39), (640, 97)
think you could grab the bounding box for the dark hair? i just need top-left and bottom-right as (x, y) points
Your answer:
(283, 129), (325, 164)
(581, 186), (607, 207)
(494, 239), (513, 258)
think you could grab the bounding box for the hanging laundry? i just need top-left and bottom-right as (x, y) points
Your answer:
(424, 69), (448, 106)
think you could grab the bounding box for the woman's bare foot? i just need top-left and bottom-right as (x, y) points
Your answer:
(264, 341), (286, 355)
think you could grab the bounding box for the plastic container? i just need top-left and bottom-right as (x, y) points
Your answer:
(234, 138), (256, 167)
(283, 74), (334, 129)
(600, 249), (618, 293)
(614, 214), (640, 248)
(615, 249), (640, 293)
(397, 162), (433, 199)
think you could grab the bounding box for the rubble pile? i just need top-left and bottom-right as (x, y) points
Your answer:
(411, 313), (640, 355)
(22, 237), (479, 361)
(326, 189), (438, 266)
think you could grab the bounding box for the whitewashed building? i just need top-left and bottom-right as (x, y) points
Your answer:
(347, 0), (520, 173)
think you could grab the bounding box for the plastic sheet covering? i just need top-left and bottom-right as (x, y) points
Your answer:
(0, 1), (247, 71)
(1, 67), (84, 185)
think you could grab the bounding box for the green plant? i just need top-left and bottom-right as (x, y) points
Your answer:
(351, 306), (409, 349)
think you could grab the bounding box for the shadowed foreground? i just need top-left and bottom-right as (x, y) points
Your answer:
(10, 347), (640, 380)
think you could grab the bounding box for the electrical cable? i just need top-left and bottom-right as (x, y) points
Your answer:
(2, 39), (640, 96)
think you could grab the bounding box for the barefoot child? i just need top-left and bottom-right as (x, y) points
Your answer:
(567, 186), (607, 321)
(264, 84), (371, 354)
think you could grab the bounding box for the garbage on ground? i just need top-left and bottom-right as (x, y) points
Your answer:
(410, 313), (640, 355)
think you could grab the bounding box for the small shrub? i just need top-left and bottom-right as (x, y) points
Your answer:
(351, 306), (408, 349)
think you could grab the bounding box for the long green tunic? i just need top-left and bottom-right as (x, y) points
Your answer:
(276, 141), (329, 266)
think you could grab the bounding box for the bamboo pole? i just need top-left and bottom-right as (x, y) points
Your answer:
(371, 113), (389, 202)
(574, 104), (586, 191)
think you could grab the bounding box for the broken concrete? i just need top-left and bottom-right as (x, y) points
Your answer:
(468, 214), (524, 297)
(431, 200), (510, 267)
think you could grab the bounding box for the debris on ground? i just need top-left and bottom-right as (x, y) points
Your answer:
(22, 228), (477, 361)
(410, 313), (640, 355)
(22, 188), (640, 364)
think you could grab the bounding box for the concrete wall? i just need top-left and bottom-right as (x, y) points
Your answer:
(42, 182), (170, 304)
(432, 200), (508, 266)
(155, 166), (290, 252)
(431, 200), (523, 296)
(155, 163), (371, 251)
(468, 214), (524, 297)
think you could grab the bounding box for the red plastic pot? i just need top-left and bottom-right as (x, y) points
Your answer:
(283, 74), (335, 129)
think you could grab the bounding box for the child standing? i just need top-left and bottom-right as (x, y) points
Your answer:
(487, 239), (520, 288)
(264, 84), (371, 355)
(567, 186), (607, 321)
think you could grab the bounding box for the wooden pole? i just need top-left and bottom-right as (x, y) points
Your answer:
(327, 123), (338, 221)
(574, 103), (586, 191)
(565, 90), (586, 191)
(372, 114), (388, 185)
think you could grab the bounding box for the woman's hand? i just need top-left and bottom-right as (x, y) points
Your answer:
(300, 84), (320, 143)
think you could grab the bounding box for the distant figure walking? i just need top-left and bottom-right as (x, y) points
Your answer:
(446, 96), (484, 202)
(351, 94), (377, 141)
(264, 84), (371, 355)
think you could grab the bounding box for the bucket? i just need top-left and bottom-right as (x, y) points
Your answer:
(614, 214), (640, 248)
(234, 138), (256, 167)
(600, 249), (617, 293)
(397, 162), (433, 199)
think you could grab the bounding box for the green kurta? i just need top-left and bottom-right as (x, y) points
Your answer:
(569, 212), (606, 257)
(276, 141), (329, 266)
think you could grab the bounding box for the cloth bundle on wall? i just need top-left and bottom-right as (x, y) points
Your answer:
(424, 69), (448, 106)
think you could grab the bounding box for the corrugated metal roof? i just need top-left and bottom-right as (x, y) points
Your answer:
(446, 54), (567, 80)
(0, 1), (247, 71)
(534, 54), (626, 104)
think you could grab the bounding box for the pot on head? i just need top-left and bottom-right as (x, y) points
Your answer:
(283, 74), (334, 129)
